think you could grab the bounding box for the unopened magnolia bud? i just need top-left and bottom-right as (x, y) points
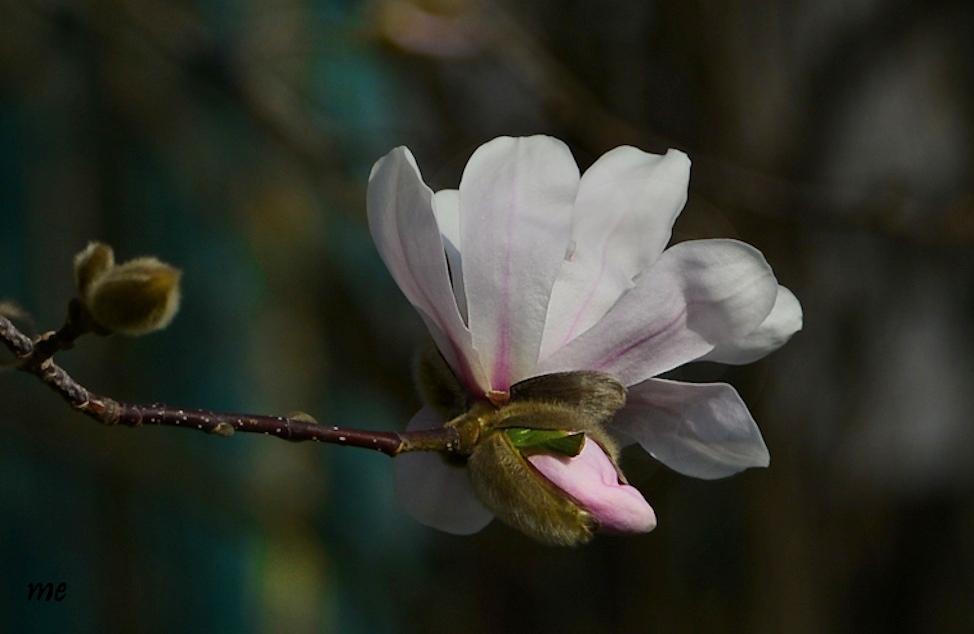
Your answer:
(83, 257), (182, 335)
(73, 241), (116, 296)
(417, 361), (644, 545)
(468, 425), (597, 547)
(528, 436), (657, 536)
(462, 397), (631, 547)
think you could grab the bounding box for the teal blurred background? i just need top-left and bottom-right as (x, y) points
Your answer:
(2, 0), (973, 632)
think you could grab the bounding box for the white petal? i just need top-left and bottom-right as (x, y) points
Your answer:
(612, 378), (770, 479)
(367, 147), (486, 392)
(541, 148), (691, 359)
(702, 284), (803, 364)
(393, 407), (495, 534)
(539, 239), (779, 386)
(432, 189), (469, 323)
(459, 136), (579, 390)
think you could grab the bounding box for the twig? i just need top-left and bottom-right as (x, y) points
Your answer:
(1, 315), (457, 457)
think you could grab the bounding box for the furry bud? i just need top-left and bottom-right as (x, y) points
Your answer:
(82, 256), (182, 335)
(468, 423), (598, 547)
(462, 379), (630, 547)
(73, 242), (116, 297)
(415, 349), (651, 545)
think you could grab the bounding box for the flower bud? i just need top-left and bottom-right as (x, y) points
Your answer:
(416, 361), (654, 545)
(528, 437), (657, 536)
(468, 422), (597, 547)
(82, 256), (182, 335)
(73, 241), (116, 297)
(464, 395), (654, 547)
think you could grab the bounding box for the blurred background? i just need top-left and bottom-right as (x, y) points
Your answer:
(2, 0), (973, 631)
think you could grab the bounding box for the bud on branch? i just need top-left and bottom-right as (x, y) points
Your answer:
(74, 242), (182, 336)
(0, 243), (462, 458)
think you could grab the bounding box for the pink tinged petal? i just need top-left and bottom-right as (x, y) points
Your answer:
(702, 284), (803, 365)
(527, 437), (657, 534)
(612, 378), (770, 480)
(432, 189), (469, 323)
(367, 147), (487, 393)
(459, 136), (579, 390)
(393, 407), (495, 534)
(541, 148), (692, 359)
(539, 239), (779, 386)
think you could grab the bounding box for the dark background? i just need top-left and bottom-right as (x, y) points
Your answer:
(2, 0), (973, 632)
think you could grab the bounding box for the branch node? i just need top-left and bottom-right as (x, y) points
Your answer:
(86, 397), (124, 425)
(209, 422), (235, 437)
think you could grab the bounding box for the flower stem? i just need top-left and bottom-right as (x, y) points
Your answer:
(0, 315), (457, 457)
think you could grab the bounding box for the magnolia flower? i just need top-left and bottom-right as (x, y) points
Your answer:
(367, 135), (802, 545)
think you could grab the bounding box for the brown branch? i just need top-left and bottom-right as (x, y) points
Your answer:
(1, 315), (458, 457)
